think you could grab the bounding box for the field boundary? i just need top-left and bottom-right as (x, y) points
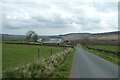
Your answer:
(3, 42), (75, 48)
(82, 45), (119, 66)
(84, 45), (120, 56)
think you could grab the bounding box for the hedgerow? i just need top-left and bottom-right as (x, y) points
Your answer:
(3, 48), (73, 78)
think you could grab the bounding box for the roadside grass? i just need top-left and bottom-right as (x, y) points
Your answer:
(3, 48), (74, 78)
(50, 49), (75, 78)
(3, 44), (63, 70)
(87, 44), (119, 52)
(82, 45), (120, 66)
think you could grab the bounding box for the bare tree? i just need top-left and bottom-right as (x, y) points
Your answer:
(81, 36), (89, 45)
(26, 30), (38, 42)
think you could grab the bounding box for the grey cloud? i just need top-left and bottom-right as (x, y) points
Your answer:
(93, 2), (117, 12)
(30, 12), (71, 28)
(3, 24), (20, 29)
(2, 1), (118, 35)
(70, 10), (102, 31)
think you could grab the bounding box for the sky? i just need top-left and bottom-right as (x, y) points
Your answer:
(0, 0), (119, 35)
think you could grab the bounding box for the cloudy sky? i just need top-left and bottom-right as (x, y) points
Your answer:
(0, 0), (119, 35)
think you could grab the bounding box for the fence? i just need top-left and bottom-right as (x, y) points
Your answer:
(3, 41), (75, 48)
(37, 46), (69, 60)
(85, 45), (120, 56)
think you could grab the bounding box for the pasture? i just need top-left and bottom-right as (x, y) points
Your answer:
(87, 44), (119, 52)
(2, 44), (63, 70)
(2, 36), (24, 42)
(82, 45), (120, 66)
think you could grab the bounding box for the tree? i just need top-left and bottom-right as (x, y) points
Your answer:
(81, 36), (89, 45)
(25, 30), (38, 42)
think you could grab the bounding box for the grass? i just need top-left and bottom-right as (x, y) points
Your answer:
(87, 44), (119, 52)
(3, 48), (74, 78)
(0, 44), (2, 71)
(2, 37), (25, 42)
(50, 49), (75, 78)
(2, 44), (63, 70)
(82, 45), (120, 66)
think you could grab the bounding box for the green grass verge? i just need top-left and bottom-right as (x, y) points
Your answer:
(87, 44), (119, 52)
(82, 45), (120, 66)
(3, 44), (63, 70)
(50, 49), (75, 78)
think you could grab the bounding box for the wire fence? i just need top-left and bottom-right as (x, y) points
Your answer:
(85, 45), (120, 56)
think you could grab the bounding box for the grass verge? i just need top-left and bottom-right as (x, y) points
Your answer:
(50, 49), (75, 78)
(82, 45), (120, 66)
(86, 44), (119, 52)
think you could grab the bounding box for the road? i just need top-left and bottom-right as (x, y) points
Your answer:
(70, 44), (118, 78)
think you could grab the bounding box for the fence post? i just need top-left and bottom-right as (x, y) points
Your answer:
(51, 48), (53, 55)
(63, 47), (65, 51)
(38, 49), (40, 59)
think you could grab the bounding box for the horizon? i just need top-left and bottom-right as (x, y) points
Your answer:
(1, 30), (119, 36)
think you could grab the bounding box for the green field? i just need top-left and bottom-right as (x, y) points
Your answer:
(82, 45), (120, 66)
(87, 44), (119, 51)
(0, 44), (1, 78)
(2, 37), (25, 42)
(3, 44), (63, 70)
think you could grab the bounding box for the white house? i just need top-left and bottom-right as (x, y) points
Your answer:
(37, 37), (64, 44)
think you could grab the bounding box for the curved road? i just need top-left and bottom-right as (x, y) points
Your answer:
(70, 44), (118, 78)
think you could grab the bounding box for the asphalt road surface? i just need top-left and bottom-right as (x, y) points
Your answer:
(70, 44), (118, 78)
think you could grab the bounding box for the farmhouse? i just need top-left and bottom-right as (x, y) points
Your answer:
(37, 37), (65, 45)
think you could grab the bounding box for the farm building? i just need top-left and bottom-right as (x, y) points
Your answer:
(37, 37), (65, 45)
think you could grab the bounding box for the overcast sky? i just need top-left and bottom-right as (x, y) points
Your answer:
(0, 0), (119, 35)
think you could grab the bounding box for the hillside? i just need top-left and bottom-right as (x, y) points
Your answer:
(59, 31), (119, 41)
(59, 33), (91, 41)
(1, 31), (119, 42)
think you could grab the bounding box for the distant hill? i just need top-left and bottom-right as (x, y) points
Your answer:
(1, 34), (25, 38)
(1, 31), (119, 45)
(59, 33), (90, 36)
(59, 31), (119, 41)
(59, 33), (91, 40)
(92, 31), (120, 35)
(1, 31), (119, 41)
(1, 34), (62, 40)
